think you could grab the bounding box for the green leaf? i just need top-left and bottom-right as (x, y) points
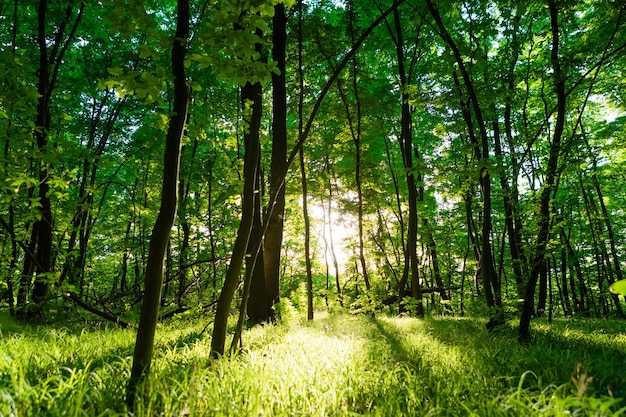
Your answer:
(189, 82), (203, 92)
(107, 67), (124, 76)
(138, 44), (155, 59)
(609, 280), (626, 296)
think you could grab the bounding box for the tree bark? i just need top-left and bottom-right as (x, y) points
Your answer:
(426, 0), (501, 326)
(126, 0), (189, 406)
(245, 164), (267, 322)
(211, 43), (264, 358)
(389, 7), (423, 315)
(519, 0), (565, 342)
(261, 3), (288, 319)
(300, 148), (314, 320)
(27, 1), (85, 317)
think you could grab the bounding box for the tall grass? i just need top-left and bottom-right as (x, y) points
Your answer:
(1, 309), (624, 416)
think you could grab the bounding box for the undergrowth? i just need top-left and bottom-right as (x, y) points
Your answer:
(0, 309), (624, 416)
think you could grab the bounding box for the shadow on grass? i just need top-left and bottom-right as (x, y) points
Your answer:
(367, 314), (626, 400)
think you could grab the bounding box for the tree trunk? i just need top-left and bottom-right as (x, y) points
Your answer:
(583, 129), (625, 317)
(519, 0), (565, 342)
(536, 261), (548, 317)
(242, 21), (269, 326)
(494, 117), (527, 298)
(211, 51), (264, 359)
(325, 159), (342, 302)
(207, 151), (218, 290)
(300, 148), (314, 320)
(246, 165), (268, 322)
(261, 3), (288, 320)
(348, 3), (370, 292)
(390, 7), (422, 315)
(499, 10), (527, 299)
(563, 228), (588, 315)
(558, 239), (572, 315)
(20, 0), (85, 319)
(126, 0), (189, 406)
(177, 139), (198, 307)
(426, 0), (501, 326)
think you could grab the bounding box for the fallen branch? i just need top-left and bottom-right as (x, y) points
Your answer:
(67, 292), (130, 328)
(383, 287), (461, 305)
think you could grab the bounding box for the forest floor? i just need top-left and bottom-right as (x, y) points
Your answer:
(1, 306), (625, 416)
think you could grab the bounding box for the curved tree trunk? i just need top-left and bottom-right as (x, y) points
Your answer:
(126, 0), (189, 406)
(211, 29), (264, 357)
(426, 0), (502, 326)
(519, 0), (565, 342)
(389, 7), (423, 315)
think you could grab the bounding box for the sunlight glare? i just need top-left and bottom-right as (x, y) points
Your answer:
(310, 202), (355, 276)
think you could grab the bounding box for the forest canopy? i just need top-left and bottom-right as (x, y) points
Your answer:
(1, 0), (626, 356)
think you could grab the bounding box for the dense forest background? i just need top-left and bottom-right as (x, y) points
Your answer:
(1, 0), (626, 354)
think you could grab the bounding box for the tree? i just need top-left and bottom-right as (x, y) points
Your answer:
(211, 0), (407, 355)
(16, 0), (85, 319)
(126, 0), (189, 406)
(3, 0), (626, 348)
(386, 6), (423, 315)
(260, 2), (289, 321)
(425, 0), (503, 326)
(212, 8), (267, 356)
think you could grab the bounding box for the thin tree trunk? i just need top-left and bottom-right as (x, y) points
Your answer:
(519, 0), (565, 342)
(126, 0), (189, 406)
(325, 158), (342, 303)
(246, 165), (267, 322)
(500, 10), (528, 299)
(462, 177), (482, 296)
(207, 151), (218, 290)
(536, 261), (548, 317)
(582, 128), (625, 317)
(348, 4), (370, 291)
(300, 148), (314, 320)
(494, 116), (526, 298)
(382, 132), (406, 263)
(391, 7), (422, 315)
(427, 0), (501, 325)
(211, 30), (264, 358)
(297, 1), (313, 319)
(557, 235), (572, 315)
(177, 139), (198, 307)
(563, 228), (588, 315)
(579, 177), (609, 316)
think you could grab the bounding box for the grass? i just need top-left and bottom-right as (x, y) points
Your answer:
(1, 308), (625, 416)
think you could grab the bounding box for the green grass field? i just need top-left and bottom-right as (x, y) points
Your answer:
(1, 308), (625, 416)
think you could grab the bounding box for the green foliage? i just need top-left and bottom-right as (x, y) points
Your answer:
(1, 0), (626, 393)
(610, 280), (626, 297)
(190, 0), (291, 86)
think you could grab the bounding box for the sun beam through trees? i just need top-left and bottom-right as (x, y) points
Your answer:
(1, 0), (626, 413)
